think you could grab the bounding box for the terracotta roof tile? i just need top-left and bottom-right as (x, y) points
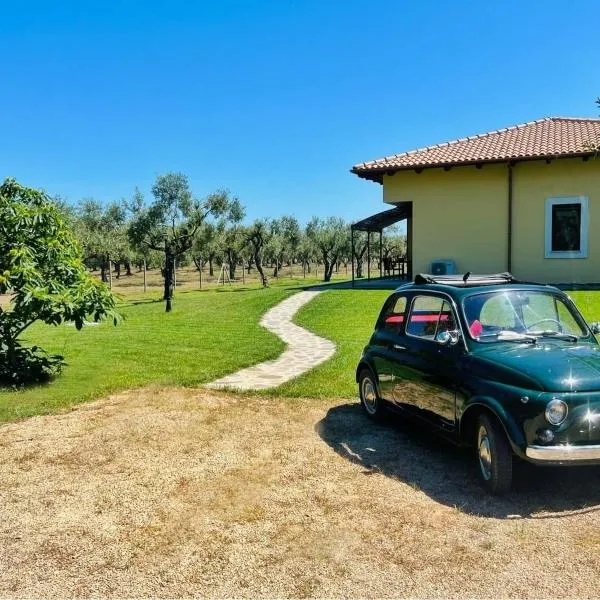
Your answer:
(351, 117), (600, 182)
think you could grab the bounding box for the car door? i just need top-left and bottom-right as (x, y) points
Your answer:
(390, 294), (462, 432)
(369, 294), (408, 402)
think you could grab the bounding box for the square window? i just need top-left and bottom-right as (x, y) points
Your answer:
(545, 197), (588, 259)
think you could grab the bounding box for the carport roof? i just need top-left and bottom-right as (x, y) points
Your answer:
(351, 116), (600, 183)
(351, 203), (411, 232)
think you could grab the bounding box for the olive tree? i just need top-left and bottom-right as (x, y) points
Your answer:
(246, 220), (271, 287)
(128, 173), (237, 311)
(76, 198), (127, 282)
(306, 217), (348, 282)
(351, 231), (369, 278)
(296, 232), (316, 277)
(192, 222), (219, 277)
(216, 199), (246, 280)
(268, 216), (300, 277)
(0, 178), (118, 385)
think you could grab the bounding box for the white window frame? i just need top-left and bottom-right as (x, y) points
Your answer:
(544, 196), (589, 259)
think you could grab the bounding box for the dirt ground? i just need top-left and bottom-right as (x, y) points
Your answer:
(2, 388), (600, 598)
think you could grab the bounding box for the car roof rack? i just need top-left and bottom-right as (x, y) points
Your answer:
(414, 272), (520, 287)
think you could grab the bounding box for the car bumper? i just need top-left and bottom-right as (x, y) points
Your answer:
(526, 444), (600, 462)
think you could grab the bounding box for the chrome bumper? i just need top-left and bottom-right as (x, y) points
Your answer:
(526, 444), (600, 462)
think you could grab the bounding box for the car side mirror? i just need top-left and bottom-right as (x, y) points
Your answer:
(591, 322), (600, 335)
(436, 330), (460, 346)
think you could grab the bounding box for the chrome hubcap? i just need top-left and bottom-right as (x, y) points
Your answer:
(361, 377), (377, 414)
(478, 425), (492, 481)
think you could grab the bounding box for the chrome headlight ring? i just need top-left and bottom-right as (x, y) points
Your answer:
(545, 398), (568, 426)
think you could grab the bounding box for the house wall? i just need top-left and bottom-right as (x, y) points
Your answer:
(512, 158), (600, 283)
(382, 157), (600, 284)
(383, 165), (509, 275)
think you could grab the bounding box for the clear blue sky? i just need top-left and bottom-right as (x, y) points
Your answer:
(1, 0), (598, 224)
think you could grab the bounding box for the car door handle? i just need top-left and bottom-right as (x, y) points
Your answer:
(393, 344), (407, 351)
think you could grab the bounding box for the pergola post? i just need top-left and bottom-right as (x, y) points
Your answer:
(351, 227), (355, 288)
(367, 231), (371, 281)
(379, 230), (383, 278)
(407, 212), (413, 280)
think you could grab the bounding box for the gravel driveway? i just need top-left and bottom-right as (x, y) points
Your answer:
(2, 388), (600, 598)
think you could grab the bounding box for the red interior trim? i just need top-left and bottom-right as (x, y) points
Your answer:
(386, 313), (453, 325)
(385, 315), (405, 323)
(409, 314), (450, 323)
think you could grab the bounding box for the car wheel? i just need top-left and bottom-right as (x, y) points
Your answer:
(359, 369), (386, 422)
(476, 413), (513, 495)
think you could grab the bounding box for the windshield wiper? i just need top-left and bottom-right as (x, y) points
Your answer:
(529, 331), (578, 342)
(478, 331), (537, 344)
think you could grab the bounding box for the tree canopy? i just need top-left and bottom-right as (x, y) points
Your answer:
(128, 172), (240, 311)
(0, 178), (119, 385)
(306, 217), (348, 282)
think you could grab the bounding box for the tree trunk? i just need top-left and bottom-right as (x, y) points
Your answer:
(254, 252), (268, 287)
(323, 258), (331, 282)
(227, 249), (236, 280)
(163, 249), (174, 312)
(354, 244), (367, 278)
(100, 256), (108, 283)
(273, 260), (279, 278)
(125, 259), (132, 276)
(209, 257), (214, 277)
(114, 261), (121, 279)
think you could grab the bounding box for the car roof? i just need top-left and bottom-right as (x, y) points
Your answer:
(394, 273), (561, 299)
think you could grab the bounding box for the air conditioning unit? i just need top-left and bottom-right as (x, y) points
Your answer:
(431, 259), (456, 276)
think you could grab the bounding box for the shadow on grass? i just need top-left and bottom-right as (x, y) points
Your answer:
(316, 403), (600, 519)
(118, 297), (164, 307)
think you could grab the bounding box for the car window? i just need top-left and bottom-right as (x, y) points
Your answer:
(479, 295), (516, 329)
(557, 301), (582, 334)
(437, 301), (457, 334)
(464, 290), (587, 341)
(381, 295), (407, 334)
(406, 296), (456, 340)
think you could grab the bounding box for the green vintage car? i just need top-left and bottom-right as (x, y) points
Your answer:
(356, 273), (600, 494)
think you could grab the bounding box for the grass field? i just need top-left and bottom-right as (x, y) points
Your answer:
(275, 289), (389, 398)
(0, 282), (299, 423)
(2, 282), (600, 424)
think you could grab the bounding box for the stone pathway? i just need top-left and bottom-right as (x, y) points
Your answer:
(206, 291), (335, 391)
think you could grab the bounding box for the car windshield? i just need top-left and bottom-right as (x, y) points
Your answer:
(463, 290), (588, 343)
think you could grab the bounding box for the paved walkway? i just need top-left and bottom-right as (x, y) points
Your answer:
(206, 291), (335, 391)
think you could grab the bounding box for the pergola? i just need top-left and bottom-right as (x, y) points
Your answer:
(350, 202), (412, 287)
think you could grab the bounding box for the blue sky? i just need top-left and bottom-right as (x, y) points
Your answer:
(1, 0), (598, 224)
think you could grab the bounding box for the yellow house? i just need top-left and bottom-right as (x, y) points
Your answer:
(351, 117), (600, 284)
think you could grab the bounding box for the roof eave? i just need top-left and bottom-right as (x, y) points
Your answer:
(351, 151), (597, 183)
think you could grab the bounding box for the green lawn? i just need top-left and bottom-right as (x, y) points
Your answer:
(3, 283), (600, 423)
(0, 282), (299, 423)
(565, 291), (600, 323)
(274, 288), (600, 400)
(276, 289), (390, 398)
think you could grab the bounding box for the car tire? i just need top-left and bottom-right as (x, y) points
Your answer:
(359, 369), (387, 422)
(475, 412), (513, 495)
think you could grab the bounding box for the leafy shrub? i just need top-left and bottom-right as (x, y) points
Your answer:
(0, 341), (64, 387)
(0, 178), (119, 386)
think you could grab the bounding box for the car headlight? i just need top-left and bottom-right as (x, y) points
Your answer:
(545, 399), (568, 425)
